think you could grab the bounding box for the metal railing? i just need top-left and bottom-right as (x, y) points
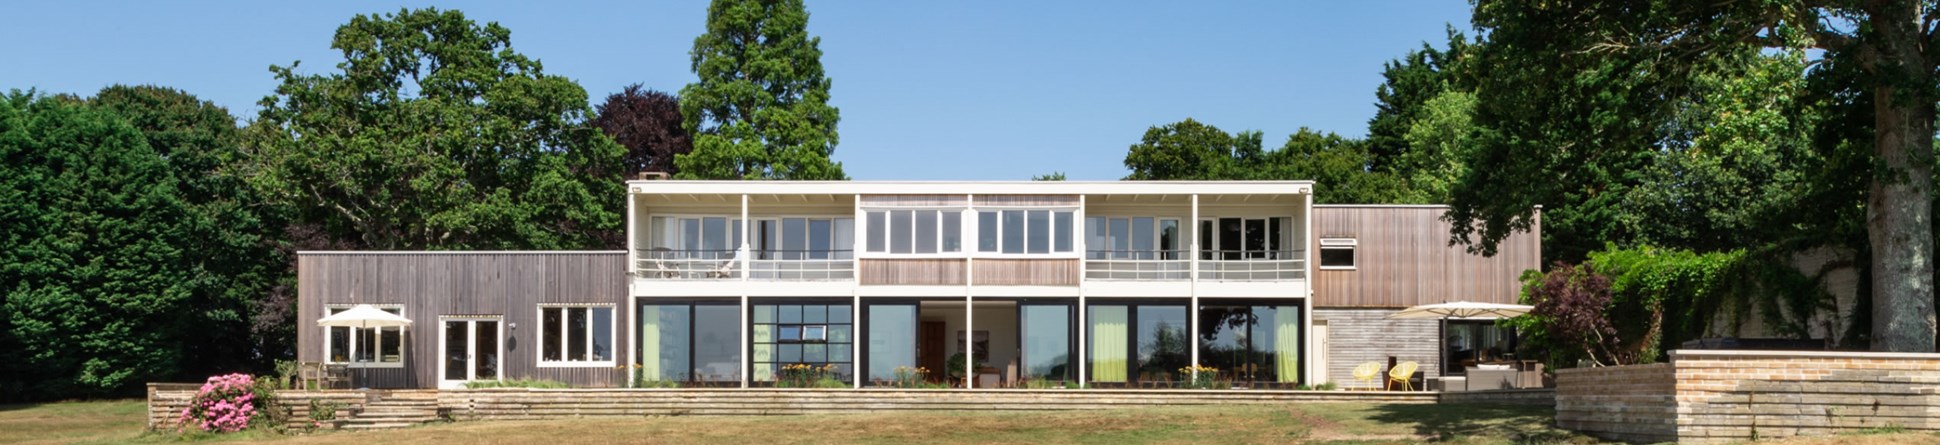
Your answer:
(1083, 250), (1307, 281)
(1085, 250), (1190, 280)
(1199, 250), (1306, 281)
(634, 249), (854, 281)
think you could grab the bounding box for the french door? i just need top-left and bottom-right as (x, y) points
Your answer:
(439, 317), (502, 389)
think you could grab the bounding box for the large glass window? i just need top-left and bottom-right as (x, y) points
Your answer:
(1088, 306), (1128, 384)
(540, 305), (615, 365)
(753, 217), (853, 260)
(325, 306), (404, 366)
(639, 303), (742, 385)
(1444, 321), (1516, 375)
(1088, 217), (1181, 260)
(1198, 303), (1302, 387)
(650, 216), (742, 259)
(979, 209), (1077, 255)
(751, 303), (853, 384)
(1136, 306), (1189, 384)
(1204, 217), (1295, 260)
(1020, 304), (1074, 383)
(865, 304), (917, 384)
(864, 210), (962, 254)
(1088, 303), (1189, 386)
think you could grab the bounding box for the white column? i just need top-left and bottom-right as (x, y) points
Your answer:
(1077, 289), (1087, 389)
(964, 193), (975, 389)
(1188, 194), (1201, 382)
(625, 190), (637, 387)
(853, 293), (862, 389)
(740, 194), (750, 281)
(1301, 190), (1316, 385)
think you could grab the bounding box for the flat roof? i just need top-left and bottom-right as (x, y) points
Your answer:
(624, 180), (1314, 195)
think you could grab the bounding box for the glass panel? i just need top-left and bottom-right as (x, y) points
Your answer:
(1026, 210), (1050, 254)
(652, 216), (673, 249)
(1245, 218), (1267, 259)
(978, 211), (999, 252)
(1160, 219), (1180, 260)
(695, 305), (740, 382)
(1273, 306), (1300, 383)
(1109, 218), (1130, 259)
(942, 212), (962, 252)
(754, 324), (773, 342)
(809, 219), (832, 259)
(779, 344), (803, 362)
(780, 305), (802, 324)
(1136, 306), (1188, 384)
(1268, 217), (1285, 255)
(639, 305), (677, 381)
(866, 212), (886, 253)
(1002, 210), (1025, 253)
(804, 343), (828, 362)
(1199, 220), (1215, 260)
(1131, 217), (1155, 259)
(867, 305), (917, 383)
(1088, 306), (1128, 383)
(444, 321), (467, 380)
(914, 210), (938, 254)
(830, 344), (852, 362)
(702, 217), (727, 254)
(890, 210), (913, 254)
(732, 219), (743, 253)
(804, 304), (827, 324)
(829, 304), (851, 324)
(355, 326), (375, 362)
(1085, 217), (1107, 260)
(753, 305), (775, 324)
(475, 321), (498, 380)
(783, 218), (807, 259)
(1219, 218), (1243, 260)
(591, 307), (613, 361)
(681, 218), (701, 251)
(833, 218), (855, 259)
(541, 308), (562, 361)
(760, 219), (778, 259)
(1022, 305), (1071, 382)
(380, 327), (402, 362)
(568, 308), (589, 361)
(1198, 306), (1247, 381)
(1054, 211), (1073, 252)
(779, 326), (802, 342)
(1320, 247), (1355, 267)
(328, 326), (350, 363)
(828, 325), (852, 343)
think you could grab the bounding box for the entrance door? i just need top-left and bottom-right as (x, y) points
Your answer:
(439, 317), (502, 389)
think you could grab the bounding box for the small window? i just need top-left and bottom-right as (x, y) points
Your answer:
(1319, 238), (1357, 269)
(802, 325), (828, 342)
(540, 305), (615, 365)
(325, 305), (405, 367)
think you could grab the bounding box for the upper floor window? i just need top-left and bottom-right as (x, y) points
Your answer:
(650, 216), (741, 258)
(1200, 217), (1296, 260)
(325, 305), (404, 367)
(977, 209), (1075, 254)
(755, 217), (854, 260)
(1086, 217), (1181, 260)
(864, 209), (961, 254)
(1318, 238), (1356, 269)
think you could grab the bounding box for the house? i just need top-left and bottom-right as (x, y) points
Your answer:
(294, 180), (1540, 389)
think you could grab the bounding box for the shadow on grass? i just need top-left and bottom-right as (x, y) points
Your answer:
(1364, 403), (1592, 444)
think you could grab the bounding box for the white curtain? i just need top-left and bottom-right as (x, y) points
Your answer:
(1091, 307), (1128, 383)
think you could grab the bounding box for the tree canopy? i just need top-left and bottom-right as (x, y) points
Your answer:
(594, 85), (692, 178)
(677, 0), (845, 180)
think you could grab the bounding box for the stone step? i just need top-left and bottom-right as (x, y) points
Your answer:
(343, 422), (418, 430)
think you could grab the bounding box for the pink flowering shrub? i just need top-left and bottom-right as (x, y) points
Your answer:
(178, 373), (277, 433)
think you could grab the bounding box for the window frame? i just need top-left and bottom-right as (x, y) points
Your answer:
(1085, 216), (1183, 260)
(322, 304), (406, 368)
(970, 206), (1082, 258)
(537, 304), (618, 368)
(1317, 238), (1357, 270)
(858, 208), (967, 258)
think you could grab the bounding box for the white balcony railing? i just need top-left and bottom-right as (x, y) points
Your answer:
(1084, 250), (1306, 281)
(1199, 250), (1305, 281)
(635, 250), (854, 281)
(1085, 250), (1189, 280)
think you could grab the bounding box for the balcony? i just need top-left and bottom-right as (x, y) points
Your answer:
(635, 249), (855, 281)
(1084, 250), (1305, 281)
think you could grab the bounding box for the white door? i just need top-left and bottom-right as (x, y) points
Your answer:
(438, 317), (503, 389)
(1311, 321), (1330, 386)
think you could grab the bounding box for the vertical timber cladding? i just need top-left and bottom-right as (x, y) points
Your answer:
(295, 252), (629, 388)
(1309, 205), (1541, 308)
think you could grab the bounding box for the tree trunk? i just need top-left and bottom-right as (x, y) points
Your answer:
(1864, 0), (1938, 352)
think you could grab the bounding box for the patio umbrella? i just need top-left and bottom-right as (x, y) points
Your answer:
(317, 304), (411, 389)
(1386, 301), (1532, 320)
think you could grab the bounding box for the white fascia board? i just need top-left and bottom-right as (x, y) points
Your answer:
(626, 180), (1314, 196)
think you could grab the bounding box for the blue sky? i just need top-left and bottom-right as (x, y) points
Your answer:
(0, 1), (1472, 180)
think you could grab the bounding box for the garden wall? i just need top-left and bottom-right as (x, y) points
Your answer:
(145, 383), (385, 431)
(1555, 350), (1940, 443)
(1438, 388), (1555, 406)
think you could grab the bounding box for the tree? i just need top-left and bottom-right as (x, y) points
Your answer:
(1453, 0), (1938, 351)
(677, 0), (845, 180)
(1396, 90), (1478, 203)
(243, 7), (625, 251)
(1366, 26), (1474, 171)
(593, 85), (692, 178)
(0, 92), (203, 399)
(1032, 171), (1067, 181)
(1122, 119), (1413, 204)
(1122, 118), (1261, 181)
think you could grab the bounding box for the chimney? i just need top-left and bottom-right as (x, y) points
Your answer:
(637, 171), (670, 180)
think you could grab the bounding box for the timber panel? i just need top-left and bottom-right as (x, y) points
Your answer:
(859, 259), (966, 285)
(860, 194), (967, 207)
(1310, 206), (1540, 308)
(296, 252), (628, 389)
(972, 259), (1080, 286)
(973, 195), (1080, 206)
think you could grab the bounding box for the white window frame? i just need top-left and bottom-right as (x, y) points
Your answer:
(1199, 216), (1297, 260)
(750, 216), (856, 260)
(971, 206), (1082, 259)
(1086, 216), (1183, 260)
(537, 304), (618, 368)
(1318, 238), (1358, 270)
(858, 208), (968, 259)
(647, 214), (743, 254)
(322, 304), (406, 368)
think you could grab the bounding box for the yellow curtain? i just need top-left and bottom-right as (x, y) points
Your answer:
(1091, 307), (1128, 383)
(640, 306), (661, 381)
(1275, 309), (1300, 383)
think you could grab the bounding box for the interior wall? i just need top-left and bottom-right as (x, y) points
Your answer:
(922, 304), (1020, 372)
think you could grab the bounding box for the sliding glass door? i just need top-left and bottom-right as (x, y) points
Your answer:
(1197, 302), (1302, 388)
(864, 303), (917, 385)
(638, 300), (742, 386)
(1088, 301), (1188, 387)
(1018, 302), (1074, 384)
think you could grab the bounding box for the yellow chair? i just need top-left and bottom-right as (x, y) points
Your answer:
(1388, 361), (1419, 391)
(1350, 362), (1383, 391)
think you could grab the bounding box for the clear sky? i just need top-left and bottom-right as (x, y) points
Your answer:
(0, 1), (1472, 180)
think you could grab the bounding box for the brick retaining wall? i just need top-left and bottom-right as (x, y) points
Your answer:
(1554, 350), (1940, 443)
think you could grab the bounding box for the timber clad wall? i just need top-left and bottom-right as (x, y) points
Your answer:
(1315, 309), (1442, 381)
(297, 252), (628, 389)
(1555, 350), (1940, 443)
(1310, 206), (1540, 308)
(972, 259), (1079, 286)
(859, 259), (966, 285)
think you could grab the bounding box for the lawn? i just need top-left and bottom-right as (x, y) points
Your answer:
(5, 399), (1933, 444)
